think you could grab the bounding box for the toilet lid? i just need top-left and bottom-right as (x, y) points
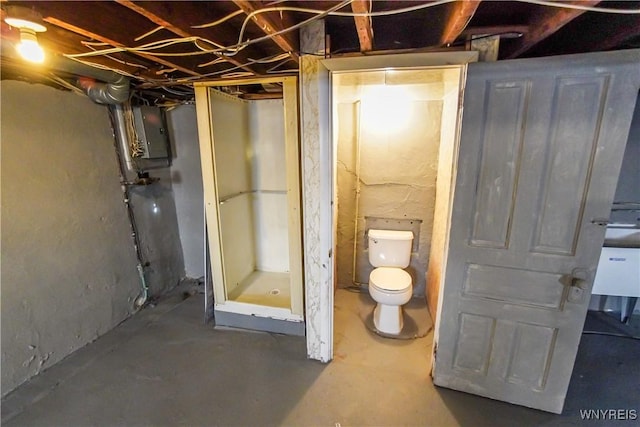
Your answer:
(370, 267), (412, 292)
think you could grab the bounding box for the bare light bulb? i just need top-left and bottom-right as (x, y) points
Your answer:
(16, 28), (45, 63)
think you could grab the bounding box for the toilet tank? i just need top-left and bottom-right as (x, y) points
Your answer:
(368, 229), (414, 268)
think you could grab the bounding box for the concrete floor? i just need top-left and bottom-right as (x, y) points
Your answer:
(2, 287), (639, 426)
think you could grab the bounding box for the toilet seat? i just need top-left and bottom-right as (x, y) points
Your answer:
(369, 267), (412, 293)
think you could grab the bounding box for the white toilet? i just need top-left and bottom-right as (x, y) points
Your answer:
(367, 229), (414, 335)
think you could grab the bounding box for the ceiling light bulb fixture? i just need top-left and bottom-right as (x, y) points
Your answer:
(3, 6), (47, 63)
(16, 28), (45, 63)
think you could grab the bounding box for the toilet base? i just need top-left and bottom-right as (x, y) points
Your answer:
(373, 303), (404, 335)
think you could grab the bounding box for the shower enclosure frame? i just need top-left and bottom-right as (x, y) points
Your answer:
(194, 76), (304, 324)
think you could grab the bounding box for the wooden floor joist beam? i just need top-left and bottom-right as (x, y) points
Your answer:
(233, 0), (299, 63)
(351, 0), (373, 52)
(441, 0), (481, 46)
(44, 17), (203, 77)
(115, 0), (257, 75)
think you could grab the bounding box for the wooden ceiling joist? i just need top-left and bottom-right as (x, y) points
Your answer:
(504, 0), (601, 59)
(232, 0), (299, 63)
(44, 17), (203, 77)
(441, 0), (481, 46)
(114, 0), (257, 75)
(351, 0), (373, 52)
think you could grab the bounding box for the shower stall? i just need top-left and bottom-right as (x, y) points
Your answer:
(194, 77), (304, 335)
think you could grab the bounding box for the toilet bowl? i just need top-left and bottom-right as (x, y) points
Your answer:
(366, 228), (414, 335)
(368, 267), (413, 334)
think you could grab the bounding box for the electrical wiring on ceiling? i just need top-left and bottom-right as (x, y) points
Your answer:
(42, 0), (640, 93)
(193, 0), (640, 31)
(197, 57), (228, 68)
(82, 41), (150, 70)
(62, 0), (352, 64)
(65, 0), (640, 63)
(65, 56), (141, 80)
(133, 24), (229, 53)
(134, 25), (168, 42)
(171, 52), (297, 83)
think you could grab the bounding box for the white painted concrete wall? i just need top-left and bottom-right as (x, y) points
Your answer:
(1, 82), (140, 395)
(334, 70), (445, 296)
(1, 81), (186, 396)
(167, 105), (205, 279)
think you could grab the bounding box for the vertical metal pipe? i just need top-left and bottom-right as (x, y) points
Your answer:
(108, 105), (149, 307)
(112, 104), (135, 172)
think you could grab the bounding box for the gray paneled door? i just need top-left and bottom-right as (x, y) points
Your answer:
(432, 50), (640, 414)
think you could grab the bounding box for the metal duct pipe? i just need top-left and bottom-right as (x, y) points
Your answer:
(46, 55), (130, 104)
(77, 74), (129, 105)
(112, 104), (135, 171)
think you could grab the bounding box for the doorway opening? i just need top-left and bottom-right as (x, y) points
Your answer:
(330, 66), (464, 345)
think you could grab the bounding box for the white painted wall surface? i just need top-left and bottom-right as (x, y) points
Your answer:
(1, 81), (140, 395)
(167, 105), (205, 279)
(219, 194), (256, 291)
(249, 100), (289, 272)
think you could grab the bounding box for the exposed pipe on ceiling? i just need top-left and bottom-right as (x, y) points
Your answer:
(1, 42), (130, 104)
(46, 55), (130, 104)
(76, 74), (130, 105)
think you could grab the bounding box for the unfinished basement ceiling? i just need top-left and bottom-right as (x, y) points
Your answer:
(1, 1), (639, 100)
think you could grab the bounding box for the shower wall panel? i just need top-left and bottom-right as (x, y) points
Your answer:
(249, 100), (290, 273)
(210, 92), (256, 294)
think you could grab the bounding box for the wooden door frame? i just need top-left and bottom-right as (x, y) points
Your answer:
(301, 51), (478, 362)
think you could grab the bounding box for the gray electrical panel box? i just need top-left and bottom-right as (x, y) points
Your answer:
(132, 106), (170, 159)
